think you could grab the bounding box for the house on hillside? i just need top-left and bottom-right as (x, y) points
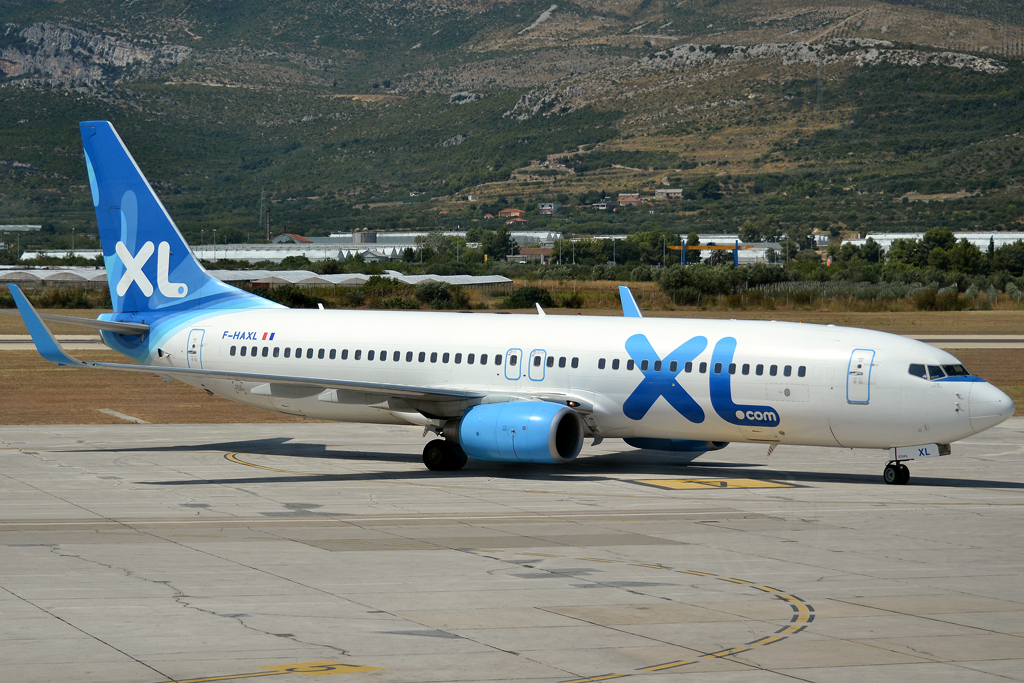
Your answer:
(538, 203), (561, 215)
(655, 188), (684, 199)
(505, 217), (529, 225)
(272, 233), (313, 244)
(618, 193), (641, 207)
(498, 208), (525, 218)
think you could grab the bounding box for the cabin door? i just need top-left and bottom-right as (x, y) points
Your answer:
(846, 348), (875, 404)
(187, 329), (205, 369)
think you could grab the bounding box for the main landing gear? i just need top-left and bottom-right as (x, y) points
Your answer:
(883, 462), (910, 485)
(422, 439), (468, 472)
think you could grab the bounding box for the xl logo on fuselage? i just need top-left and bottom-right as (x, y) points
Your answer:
(116, 240), (188, 298)
(623, 334), (780, 427)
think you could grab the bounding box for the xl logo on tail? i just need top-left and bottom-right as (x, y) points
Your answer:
(115, 241), (188, 298)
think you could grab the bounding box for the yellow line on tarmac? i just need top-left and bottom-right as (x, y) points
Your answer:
(562, 674), (628, 682)
(168, 673), (279, 683)
(225, 452), (322, 476)
(640, 659), (696, 671)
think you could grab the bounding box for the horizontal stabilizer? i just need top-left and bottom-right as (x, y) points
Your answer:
(0, 308), (149, 335)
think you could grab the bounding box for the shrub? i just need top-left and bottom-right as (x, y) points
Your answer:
(502, 286), (554, 309)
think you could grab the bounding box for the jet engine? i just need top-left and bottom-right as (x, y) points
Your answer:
(446, 401), (584, 464)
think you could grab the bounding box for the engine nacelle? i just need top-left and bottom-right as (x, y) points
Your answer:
(448, 401), (584, 464)
(624, 438), (729, 453)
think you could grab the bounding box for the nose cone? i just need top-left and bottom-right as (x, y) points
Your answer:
(969, 382), (1015, 433)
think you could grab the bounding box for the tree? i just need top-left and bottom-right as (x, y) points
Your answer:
(480, 227), (513, 260)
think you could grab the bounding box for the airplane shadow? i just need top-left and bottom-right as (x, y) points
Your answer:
(122, 438), (1024, 490)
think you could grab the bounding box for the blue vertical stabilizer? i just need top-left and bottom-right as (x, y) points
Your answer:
(79, 121), (279, 314)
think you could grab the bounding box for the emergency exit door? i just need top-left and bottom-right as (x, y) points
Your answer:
(846, 348), (875, 404)
(187, 329), (205, 369)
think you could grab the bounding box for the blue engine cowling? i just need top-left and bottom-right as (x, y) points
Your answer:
(448, 401), (585, 464)
(623, 438), (729, 453)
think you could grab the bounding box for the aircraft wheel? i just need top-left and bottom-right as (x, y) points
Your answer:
(883, 464), (900, 485)
(898, 464), (910, 485)
(422, 439), (467, 471)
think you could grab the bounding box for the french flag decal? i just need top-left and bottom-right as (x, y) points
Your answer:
(262, 332), (275, 341)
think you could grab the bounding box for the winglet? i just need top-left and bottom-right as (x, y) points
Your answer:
(6, 284), (87, 367)
(618, 285), (643, 318)
(536, 303), (546, 316)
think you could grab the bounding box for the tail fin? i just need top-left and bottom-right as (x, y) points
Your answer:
(80, 121), (278, 314)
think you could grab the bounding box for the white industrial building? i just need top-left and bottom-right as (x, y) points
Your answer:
(844, 233), (1024, 251)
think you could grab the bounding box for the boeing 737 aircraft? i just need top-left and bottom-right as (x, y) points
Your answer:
(7, 121), (1016, 484)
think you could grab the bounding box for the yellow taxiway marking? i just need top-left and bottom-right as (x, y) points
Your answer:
(166, 660), (383, 683)
(562, 674), (628, 682)
(640, 659), (696, 671)
(635, 478), (792, 490)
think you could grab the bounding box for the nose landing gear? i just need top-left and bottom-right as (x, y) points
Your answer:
(883, 462), (910, 485)
(422, 439), (468, 471)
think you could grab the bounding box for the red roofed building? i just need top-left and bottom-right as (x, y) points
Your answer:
(271, 233), (313, 244)
(498, 208), (525, 218)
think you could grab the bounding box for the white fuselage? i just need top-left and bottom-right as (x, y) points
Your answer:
(127, 309), (1012, 451)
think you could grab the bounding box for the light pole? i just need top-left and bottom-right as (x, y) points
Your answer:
(213, 229), (217, 262)
(71, 227), (75, 255)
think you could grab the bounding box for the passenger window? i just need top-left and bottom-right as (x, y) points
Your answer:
(770, 364), (778, 376)
(328, 349), (335, 360)
(784, 365), (792, 377)
(418, 352), (425, 362)
(274, 347), (280, 358)
(598, 358), (606, 369)
(284, 347), (291, 358)
(728, 363), (736, 375)
(927, 365), (945, 379)
(571, 357), (579, 369)
(430, 352), (438, 363)
(341, 349), (348, 360)
(480, 353), (488, 364)
(355, 350), (362, 360)
(685, 361), (692, 373)
(756, 364), (764, 375)
(627, 359), (635, 370)
(654, 360), (662, 372)
(295, 347), (303, 358)
(558, 357), (566, 368)
(495, 355), (502, 365)
(240, 346), (247, 357)
(468, 353), (475, 364)
(669, 361), (677, 373)
(406, 351), (413, 362)
(380, 349), (387, 361)
(534, 355), (541, 367)
(368, 350), (375, 361)
(230, 346), (237, 356)
(547, 356), (554, 367)
(798, 365), (806, 377)
(261, 347), (268, 357)
(742, 363), (750, 375)
(318, 349), (325, 360)
(699, 362), (707, 373)
(455, 353), (462, 364)
(714, 362), (722, 374)
(306, 348), (313, 359)
(443, 352), (450, 363)
(612, 359), (620, 370)
(509, 355), (516, 366)
(393, 351), (400, 361)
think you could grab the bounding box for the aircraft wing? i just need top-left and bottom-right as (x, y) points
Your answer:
(7, 284), (483, 406)
(0, 308), (150, 335)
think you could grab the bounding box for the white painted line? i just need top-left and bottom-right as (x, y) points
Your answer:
(97, 409), (150, 424)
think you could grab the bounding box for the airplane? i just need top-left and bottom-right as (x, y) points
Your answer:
(6, 121), (1016, 485)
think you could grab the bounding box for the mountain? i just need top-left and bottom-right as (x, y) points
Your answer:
(1, 0), (1023, 251)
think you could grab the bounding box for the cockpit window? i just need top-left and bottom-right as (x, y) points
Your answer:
(927, 365), (945, 380)
(943, 364), (970, 376)
(908, 364), (926, 379)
